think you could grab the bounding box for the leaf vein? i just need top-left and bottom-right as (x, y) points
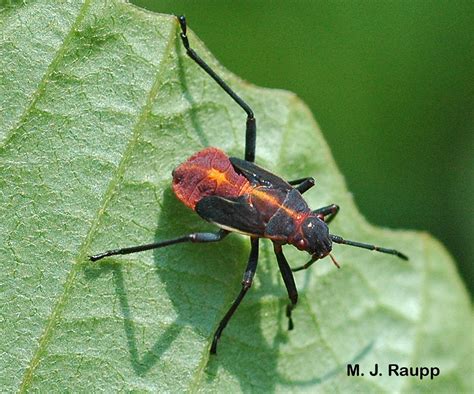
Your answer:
(18, 17), (178, 392)
(1, 0), (91, 150)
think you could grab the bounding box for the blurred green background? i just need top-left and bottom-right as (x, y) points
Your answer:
(132, 1), (473, 295)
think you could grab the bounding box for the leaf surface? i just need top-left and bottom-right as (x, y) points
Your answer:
(0, 1), (472, 392)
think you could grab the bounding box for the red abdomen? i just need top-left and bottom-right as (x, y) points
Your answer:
(172, 147), (251, 209)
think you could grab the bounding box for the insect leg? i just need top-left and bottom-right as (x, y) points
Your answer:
(89, 230), (229, 261)
(288, 177), (315, 194)
(273, 243), (298, 330)
(292, 256), (317, 272)
(313, 203), (340, 224)
(211, 237), (259, 354)
(177, 15), (257, 162)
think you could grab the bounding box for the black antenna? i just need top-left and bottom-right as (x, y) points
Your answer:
(330, 235), (408, 260)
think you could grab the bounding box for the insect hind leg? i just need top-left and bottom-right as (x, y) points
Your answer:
(89, 230), (229, 261)
(177, 15), (257, 162)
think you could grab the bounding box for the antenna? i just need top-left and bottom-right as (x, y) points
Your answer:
(330, 235), (408, 260)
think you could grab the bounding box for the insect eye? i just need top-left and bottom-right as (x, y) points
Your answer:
(297, 239), (307, 249)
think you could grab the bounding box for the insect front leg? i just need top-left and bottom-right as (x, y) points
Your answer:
(211, 237), (259, 354)
(288, 177), (315, 194)
(313, 203), (340, 224)
(89, 230), (229, 261)
(177, 15), (257, 162)
(273, 243), (298, 330)
(292, 256), (317, 272)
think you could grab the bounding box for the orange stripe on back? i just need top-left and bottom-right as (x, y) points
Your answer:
(250, 188), (306, 223)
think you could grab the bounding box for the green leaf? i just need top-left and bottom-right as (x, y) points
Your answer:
(1, 1), (472, 392)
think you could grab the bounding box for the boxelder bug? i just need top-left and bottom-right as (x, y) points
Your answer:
(90, 15), (408, 355)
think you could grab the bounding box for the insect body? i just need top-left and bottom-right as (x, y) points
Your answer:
(172, 147), (332, 258)
(90, 16), (408, 355)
